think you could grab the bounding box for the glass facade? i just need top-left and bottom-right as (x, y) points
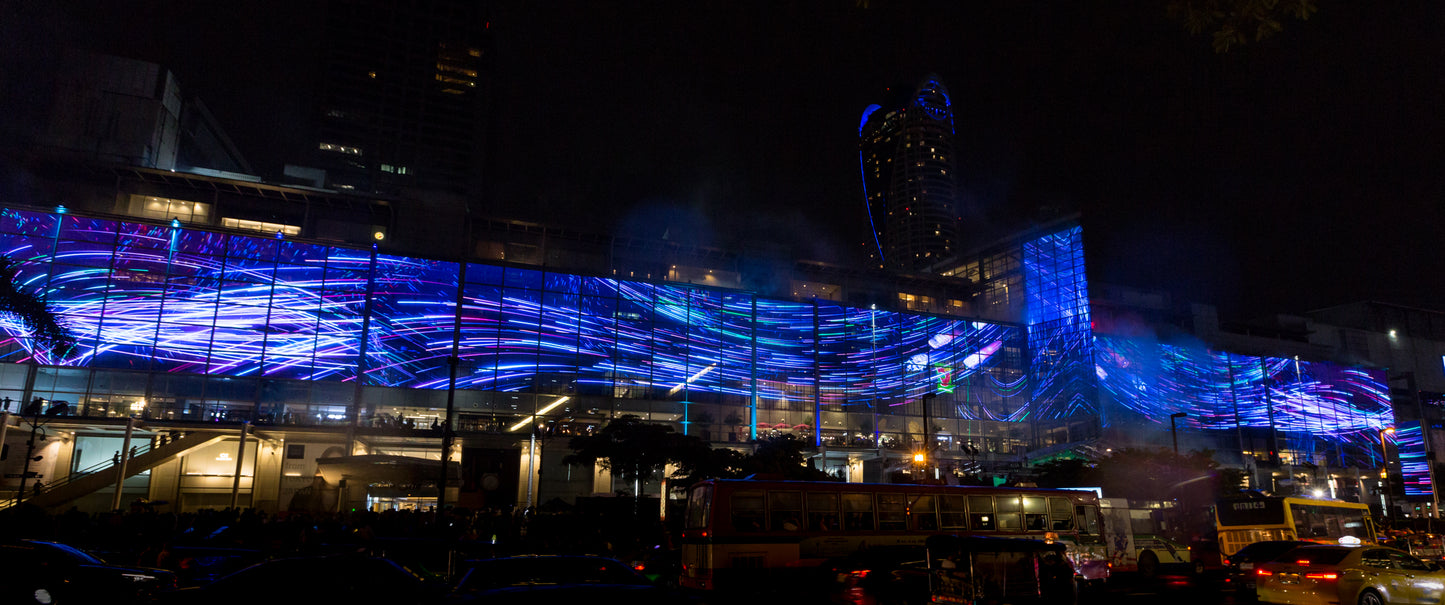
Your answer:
(0, 208), (1071, 453)
(1095, 336), (1393, 468)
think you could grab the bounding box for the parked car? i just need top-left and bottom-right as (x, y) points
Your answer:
(1223, 540), (1314, 601)
(447, 554), (685, 604)
(1255, 544), (1445, 605)
(0, 539), (177, 605)
(156, 553), (446, 605)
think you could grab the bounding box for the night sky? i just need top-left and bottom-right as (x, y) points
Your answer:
(13, 1), (1445, 320)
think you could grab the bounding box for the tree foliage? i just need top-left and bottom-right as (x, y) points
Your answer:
(563, 415), (700, 489)
(1167, 0), (1318, 52)
(0, 256), (74, 357)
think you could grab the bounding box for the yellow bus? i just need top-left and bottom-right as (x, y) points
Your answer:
(1215, 495), (1377, 557)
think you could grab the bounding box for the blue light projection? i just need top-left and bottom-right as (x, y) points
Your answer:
(0, 209), (1035, 420)
(1095, 336), (1392, 463)
(1397, 421), (1432, 499)
(1024, 226), (1096, 419)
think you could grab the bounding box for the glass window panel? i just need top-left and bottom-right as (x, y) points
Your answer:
(226, 233), (277, 260)
(117, 222), (171, 251)
(58, 216), (117, 243)
(910, 494), (939, 530)
(878, 493), (906, 530)
(466, 262), (503, 285)
(769, 491), (803, 531)
(731, 491), (765, 532)
(505, 267), (543, 290)
(941, 495), (967, 529)
(806, 493), (840, 532)
(0, 208), (60, 236)
(842, 493), (874, 530)
(51, 240), (117, 268)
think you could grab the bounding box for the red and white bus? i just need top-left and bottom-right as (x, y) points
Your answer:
(679, 479), (1112, 591)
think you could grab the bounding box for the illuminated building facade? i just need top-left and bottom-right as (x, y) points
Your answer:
(860, 75), (960, 272)
(0, 204), (1091, 512)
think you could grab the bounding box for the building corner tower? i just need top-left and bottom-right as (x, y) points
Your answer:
(859, 74), (960, 273)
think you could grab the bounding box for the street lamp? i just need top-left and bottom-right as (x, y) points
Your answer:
(1170, 412), (1188, 455)
(1380, 427), (1396, 518)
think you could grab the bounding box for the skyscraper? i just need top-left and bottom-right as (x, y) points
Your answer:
(307, 0), (491, 200)
(859, 75), (960, 272)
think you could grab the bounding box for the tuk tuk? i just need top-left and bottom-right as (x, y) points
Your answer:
(923, 535), (1074, 605)
(828, 536), (1074, 605)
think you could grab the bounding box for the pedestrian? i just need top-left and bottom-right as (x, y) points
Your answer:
(113, 451), (120, 465)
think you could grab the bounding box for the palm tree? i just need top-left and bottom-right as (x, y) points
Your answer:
(0, 256), (74, 357)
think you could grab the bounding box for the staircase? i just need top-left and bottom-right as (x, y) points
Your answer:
(19, 430), (227, 510)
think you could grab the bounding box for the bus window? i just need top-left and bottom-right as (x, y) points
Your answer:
(732, 491), (765, 532)
(910, 494), (939, 531)
(1049, 497), (1075, 530)
(997, 495), (1023, 530)
(941, 495), (967, 529)
(686, 484), (713, 529)
(843, 493), (875, 530)
(769, 491), (803, 532)
(807, 493), (840, 531)
(969, 496), (996, 531)
(879, 493), (907, 530)
(1023, 496), (1048, 531)
(1077, 505), (1101, 535)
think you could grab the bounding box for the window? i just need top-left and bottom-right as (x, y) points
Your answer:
(909, 494), (938, 530)
(996, 495), (1022, 530)
(969, 495), (995, 530)
(1023, 497), (1048, 531)
(1049, 498), (1075, 530)
(940, 495), (967, 529)
(686, 485), (712, 529)
(843, 493), (874, 531)
(769, 491), (803, 532)
(222, 217), (300, 237)
(126, 195), (210, 223)
(878, 493), (907, 530)
(731, 491), (764, 532)
(286, 444), (305, 460)
(807, 493), (840, 532)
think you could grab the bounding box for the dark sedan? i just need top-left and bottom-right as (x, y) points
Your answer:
(0, 539), (177, 605)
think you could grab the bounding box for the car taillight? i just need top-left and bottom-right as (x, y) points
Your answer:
(1256, 569), (1273, 576)
(851, 569), (871, 578)
(1305, 573), (1338, 580)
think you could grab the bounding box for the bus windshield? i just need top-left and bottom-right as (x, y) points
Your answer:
(1215, 496), (1375, 556)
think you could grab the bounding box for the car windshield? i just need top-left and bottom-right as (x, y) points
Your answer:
(457, 557), (648, 592)
(45, 542), (106, 565)
(1274, 547), (1352, 565)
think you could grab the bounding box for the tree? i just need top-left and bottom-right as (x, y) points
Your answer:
(563, 415), (693, 493)
(743, 434), (838, 481)
(1032, 457), (1098, 489)
(1167, 0), (1318, 52)
(0, 256), (74, 357)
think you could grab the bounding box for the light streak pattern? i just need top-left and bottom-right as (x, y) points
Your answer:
(1095, 336), (1392, 459)
(0, 210), (1030, 417)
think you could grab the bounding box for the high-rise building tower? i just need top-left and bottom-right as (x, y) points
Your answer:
(859, 75), (960, 272)
(307, 0), (491, 200)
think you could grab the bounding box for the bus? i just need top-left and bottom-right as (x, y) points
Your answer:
(679, 479), (1112, 592)
(1215, 495), (1377, 557)
(1100, 498), (1195, 576)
